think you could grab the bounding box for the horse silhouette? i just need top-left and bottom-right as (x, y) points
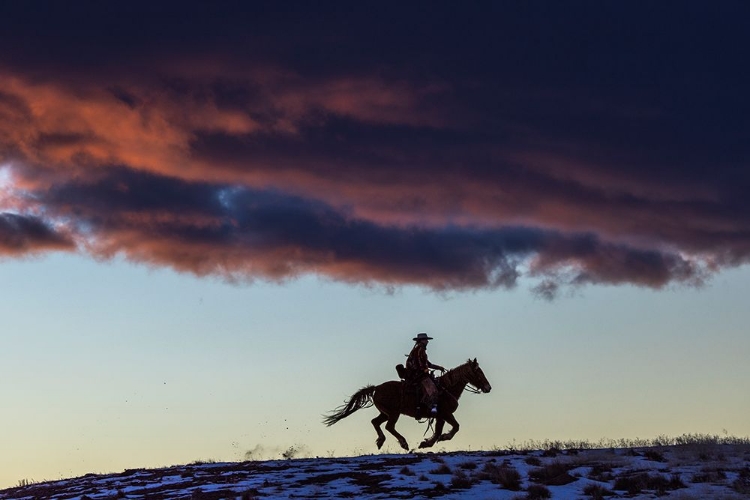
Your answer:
(324, 358), (491, 450)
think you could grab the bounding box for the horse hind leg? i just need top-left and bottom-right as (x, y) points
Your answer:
(385, 414), (409, 450)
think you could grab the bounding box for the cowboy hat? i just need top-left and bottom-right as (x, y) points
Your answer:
(413, 332), (433, 341)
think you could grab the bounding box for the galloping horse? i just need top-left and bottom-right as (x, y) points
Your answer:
(323, 358), (491, 450)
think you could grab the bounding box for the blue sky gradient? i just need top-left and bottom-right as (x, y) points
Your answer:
(1, 254), (748, 487)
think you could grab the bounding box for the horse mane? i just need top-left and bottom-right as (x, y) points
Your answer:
(439, 359), (475, 387)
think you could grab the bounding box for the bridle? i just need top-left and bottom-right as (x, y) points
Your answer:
(464, 384), (483, 395)
(443, 363), (485, 394)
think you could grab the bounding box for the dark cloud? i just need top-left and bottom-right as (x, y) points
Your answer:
(6, 167), (705, 293)
(0, 213), (75, 255)
(0, 2), (748, 294)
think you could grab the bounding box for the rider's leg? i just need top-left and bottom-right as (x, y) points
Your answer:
(421, 378), (439, 416)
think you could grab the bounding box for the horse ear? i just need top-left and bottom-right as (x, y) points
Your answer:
(472, 358), (478, 366)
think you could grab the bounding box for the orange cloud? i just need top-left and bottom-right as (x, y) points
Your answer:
(0, 72), (260, 181)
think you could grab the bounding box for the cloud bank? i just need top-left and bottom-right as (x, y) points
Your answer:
(0, 3), (748, 297)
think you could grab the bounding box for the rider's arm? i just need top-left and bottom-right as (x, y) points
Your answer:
(428, 361), (446, 372)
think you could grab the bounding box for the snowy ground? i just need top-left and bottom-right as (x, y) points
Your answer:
(2, 444), (750, 499)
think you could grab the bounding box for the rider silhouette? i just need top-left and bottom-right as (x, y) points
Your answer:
(406, 333), (445, 417)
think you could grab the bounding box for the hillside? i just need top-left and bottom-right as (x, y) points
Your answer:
(2, 442), (749, 499)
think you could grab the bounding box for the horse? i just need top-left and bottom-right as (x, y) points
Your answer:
(323, 358), (491, 450)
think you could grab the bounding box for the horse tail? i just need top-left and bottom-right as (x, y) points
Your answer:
(323, 385), (376, 426)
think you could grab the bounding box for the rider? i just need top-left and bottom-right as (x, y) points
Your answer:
(406, 332), (446, 417)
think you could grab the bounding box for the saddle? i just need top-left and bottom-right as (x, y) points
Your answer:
(396, 364), (441, 419)
(395, 363), (410, 380)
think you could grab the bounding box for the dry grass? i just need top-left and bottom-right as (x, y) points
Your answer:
(478, 462), (522, 490)
(428, 463), (452, 475)
(449, 469), (474, 489)
(643, 449), (667, 462)
(504, 434), (750, 455)
(691, 466), (727, 483)
(587, 463), (616, 482)
(612, 471), (686, 495)
(732, 467), (750, 494)
(566, 449), (628, 471)
(669, 443), (750, 470)
(528, 461), (577, 486)
(458, 460), (478, 470)
(399, 466), (415, 476)
(525, 484), (552, 499)
(671, 493), (750, 500)
(582, 483), (615, 499)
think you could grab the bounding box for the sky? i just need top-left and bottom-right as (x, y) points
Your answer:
(1, 0), (749, 489)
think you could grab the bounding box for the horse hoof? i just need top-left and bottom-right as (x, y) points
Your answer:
(376, 439), (385, 449)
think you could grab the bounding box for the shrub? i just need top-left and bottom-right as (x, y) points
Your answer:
(583, 483), (615, 499)
(458, 460), (478, 470)
(613, 472), (685, 495)
(399, 466), (415, 476)
(526, 484), (551, 499)
(691, 468), (727, 483)
(525, 456), (542, 466)
(529, 461), (577, 486)
(669, 473), (687, 490)
(479, 462), (522, 490)
(450, 470), (473, 489)
(644, 449), (667, 462)
(191, 489), (235, 500)
(588, 463), (615, 482)
(614, 473), (648, 494)
(732, 467), (750, 494)
(429, 463), (452, 475)
(190, 459), (217, 465)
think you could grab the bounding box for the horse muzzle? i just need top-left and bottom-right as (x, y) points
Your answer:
(482, 384), (492, 393)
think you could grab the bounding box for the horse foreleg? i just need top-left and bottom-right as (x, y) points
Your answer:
(437, 413), (460, 442)
(385, 414), (409, 450)
(371, 413), (388, 449)
(419, 418), (445, 449)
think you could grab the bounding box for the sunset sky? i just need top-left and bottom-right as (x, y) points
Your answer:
(1, 1), (749, 488)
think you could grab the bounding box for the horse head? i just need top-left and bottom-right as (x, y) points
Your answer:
(468, 358), (492, 393)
